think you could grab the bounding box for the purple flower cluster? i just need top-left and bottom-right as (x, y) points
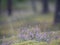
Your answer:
(17, 26), (60, 42)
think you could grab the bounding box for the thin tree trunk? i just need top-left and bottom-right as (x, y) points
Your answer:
(42, 0), (49, 13)
(54, 0), (60, 24)
(7, 0), (12, 16)
(0, 0), (1, 15)
(31, 0), (36, 13)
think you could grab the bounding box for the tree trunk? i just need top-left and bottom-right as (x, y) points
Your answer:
(0, 0), (1, 15)
(31, 0), (36, 13)
(42, 0), (49, 13)
(54, 0), (60, 24)
(7, 0), (12, 16)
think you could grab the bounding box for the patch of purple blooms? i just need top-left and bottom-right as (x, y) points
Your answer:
(17, 26), (60, 42)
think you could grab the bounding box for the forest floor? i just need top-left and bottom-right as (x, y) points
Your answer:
(0, 2), (60, 45)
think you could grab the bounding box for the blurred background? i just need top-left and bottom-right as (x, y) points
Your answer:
(0, 0), (60, 45)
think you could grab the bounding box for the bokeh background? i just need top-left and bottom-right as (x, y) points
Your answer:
(0, 0), (60, 45)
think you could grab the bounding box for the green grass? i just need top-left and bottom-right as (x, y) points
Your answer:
(16, 12), (54, 23)
(49, 39), (60, 45)
(12, 40), (48, 45)
(0, 13), (54, 34)
(12, 39), (60, 45)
